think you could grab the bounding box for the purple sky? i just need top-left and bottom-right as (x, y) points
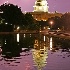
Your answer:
(0, 0), (70, 13)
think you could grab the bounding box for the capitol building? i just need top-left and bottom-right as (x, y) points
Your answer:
(29, 0), (62, 21)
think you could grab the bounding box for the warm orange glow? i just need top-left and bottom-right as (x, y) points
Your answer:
(50, 21), (53, 25)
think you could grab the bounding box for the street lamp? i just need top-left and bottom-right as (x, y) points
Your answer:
(17, 26), (20, 30)
(5, 23), (8, 25)
(17, 26), (20, 32)
(50, 21), (53, 29)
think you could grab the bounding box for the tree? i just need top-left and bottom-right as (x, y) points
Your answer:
(0, 3), (24, 26)
(24, 13), (39, 30)
(47, 16), (62, 30)
(61, 13), (70, 30)
(37, 20), (48, 30)
(0, 3), (39, 31)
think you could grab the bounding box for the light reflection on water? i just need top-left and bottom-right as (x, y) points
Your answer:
(50, 37), (53, 50)
(32, 49), (48, 70)
(0, 34), (70, 70)
(17, 33), (19, 42)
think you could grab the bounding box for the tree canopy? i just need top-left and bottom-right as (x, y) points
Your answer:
(61, 13), (70, 30)
(0, 3), (39, 31)
(0, 3), (24, 25)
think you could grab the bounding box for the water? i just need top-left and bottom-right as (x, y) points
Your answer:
(0, 34), (70, 70)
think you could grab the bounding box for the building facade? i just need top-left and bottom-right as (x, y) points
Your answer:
(26, 0), (62, 21)
(30, 12), (62, 21)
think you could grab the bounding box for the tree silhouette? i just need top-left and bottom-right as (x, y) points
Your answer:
(0, 3), (39, 31)
(0, 3), (24, 26)
(47, 16), (62, 30)
(24, 13), (39, 30)
(61, 13), (70, 30)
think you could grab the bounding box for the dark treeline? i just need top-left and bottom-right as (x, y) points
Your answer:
(0, 3), (39, 32)
(38, 13), (70, 31)
(1, 34), (35, 58)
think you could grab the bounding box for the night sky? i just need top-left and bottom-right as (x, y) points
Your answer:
(0, 0), (70, 13)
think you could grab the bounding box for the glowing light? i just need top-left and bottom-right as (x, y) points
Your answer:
(4, 2), (6, 4)
(24, 34), (26, 38)
(25, 11), (26, 14)
(0, 11), (3, 13)
(0, 48), (2, 52)
(36, 19), (37, 20)
(5, 40), (6, 42)
(4, 1), (8, 4)
(44, 36), (46, 41)
(58, 28), (59, 29)
(17, 26), (20, 30)
(47, 28), (50, 30)
(50, 37), (52, 50)
(34, 40), (39, 49)
(50, 21), (53, 25)
(10, 24), (12, 25)
(5, 23), (8, 24)
(50, 21), (53, 28)
(44, 27), (46, 29)
(5, 40), (6, 44)
(39, 7), (42, 10)
(32, 49), (48, 70)
(30, 34), (31, 37)
(5, 43), (6, 44)
(17, 33), (19, 42)
(42, 1), (46, 5)
(9, 4), (10, 6)
(39, 30), (41, 32)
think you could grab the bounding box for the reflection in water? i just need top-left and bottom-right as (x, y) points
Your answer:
(0, 48), (2, 54)
(24, 34), (26, 38)
(34, 34), (48, 50)
(50, 37), (53, 50)
(34, 40), (39, 49)
(0, 34), (70, 70)
(5, 39), (7, 44)
(30, 34), (31, 37)
(44, 36), (46, 42)
(17, 33), (19, 42)
(0, 34), (36, 59)
(33, 36), (48, 70)
(34, 39), (47, 50)
(32, 49), (48, 70)
(1, 34), (21, 59)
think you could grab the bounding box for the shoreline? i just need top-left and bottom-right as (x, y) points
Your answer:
(0, 31), (39, 34)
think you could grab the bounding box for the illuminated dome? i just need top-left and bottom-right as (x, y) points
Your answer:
(33, 0), (49, 12)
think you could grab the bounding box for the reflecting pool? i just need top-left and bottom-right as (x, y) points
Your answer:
(0, 34), (70, 70)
